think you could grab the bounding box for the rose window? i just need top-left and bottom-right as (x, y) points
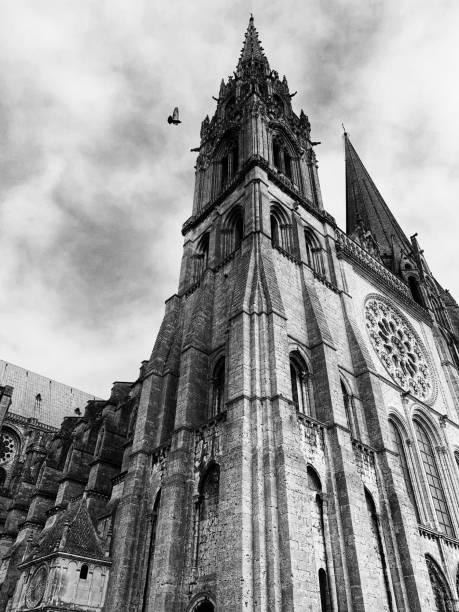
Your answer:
(25, 564), (48, 608)
(0, 431), (18, 465)
(365, 296), (434, 402)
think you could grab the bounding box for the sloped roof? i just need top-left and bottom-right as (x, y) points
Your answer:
(345, 132), (411, 258)
(38, 497), (104, 560)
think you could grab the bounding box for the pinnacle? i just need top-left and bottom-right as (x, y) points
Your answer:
(237, 14), (270, 69)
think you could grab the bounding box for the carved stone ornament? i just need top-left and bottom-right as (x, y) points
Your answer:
(0, 431), (18, 465)
(25, 564), (48, 608)
(365, 295), (436, 402)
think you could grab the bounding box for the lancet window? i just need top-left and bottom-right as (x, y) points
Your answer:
(340, 380), (354, 435)
(388, 420), (420, 521)
(272, 134), (295, 182)
(407, 276), (424, 307)
(192, 233), (210, 283)
(304, 228), (325, 276)
(270, 204), (293, 254)
(414, 421), (454, 537)
(211, 358), (225, 417)
(219, 138), (239, 191)
(290, 351), (313, 416)
(222, 206), (244, 257)
(307, 467), (332, 612)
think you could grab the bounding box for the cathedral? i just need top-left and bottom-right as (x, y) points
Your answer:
(0, 15), (459, 612)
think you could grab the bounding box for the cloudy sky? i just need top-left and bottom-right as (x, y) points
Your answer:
(1, 0), (458, 397)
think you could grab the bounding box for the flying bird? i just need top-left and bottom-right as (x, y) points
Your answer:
(167, 107), (181, 125)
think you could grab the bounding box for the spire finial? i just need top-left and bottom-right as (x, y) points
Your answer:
(237, 15), (269, 71)
(342, 123), (347, 136)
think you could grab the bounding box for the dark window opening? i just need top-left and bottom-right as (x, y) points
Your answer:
(234, 215), (243, 250)
(194, 601), (215, 612)
(212, 359), (225, 417)
(284, 151), (292, 180)
(232, 145), (239, 174)
(221, 154), (229, 187)
(271, 215), (280, 248)
(340, 380), (352, 434)
(273, 141), (281, 170)
(408, 276), (424, 306)
(79, 564), (88, 580)
(319, 568), (332, 612)
(0, 468), (6, 488)
(290, 352), (312, 415)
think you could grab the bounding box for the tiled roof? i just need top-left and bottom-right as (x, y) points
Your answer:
(38, 498), (104, 560)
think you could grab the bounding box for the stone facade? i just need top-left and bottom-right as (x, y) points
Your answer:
(1, 15), (459, 612)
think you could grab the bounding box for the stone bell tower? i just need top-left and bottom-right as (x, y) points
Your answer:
(103, 15), (459, 612)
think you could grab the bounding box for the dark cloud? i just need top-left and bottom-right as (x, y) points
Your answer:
(0, 1), (458, 396)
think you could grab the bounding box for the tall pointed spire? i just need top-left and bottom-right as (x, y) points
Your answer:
(345, 132), (411, 269)
(237, 14), (270, 71)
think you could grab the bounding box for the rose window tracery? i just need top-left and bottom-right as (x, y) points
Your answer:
(0, 431), (18, 465)
(25, 564), (48, 608)
(365, 296), (434, 402)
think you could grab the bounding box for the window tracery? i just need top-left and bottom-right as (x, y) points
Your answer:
(388, 420), (420, 521)
(270, 204), (293, 254)
(304, 228), (325, 275)
(365, 296), (435, 402)
(0, 429), (19, 466)
(414, 422), (454, 537)
(290, 352), (313, 416)
(271, 134), (295, 182)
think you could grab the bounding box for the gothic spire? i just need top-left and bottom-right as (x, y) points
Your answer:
(236, 14), (270, 71)
(345, 132), (412, 268)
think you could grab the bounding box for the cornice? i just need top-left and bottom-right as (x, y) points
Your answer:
(335, 228), (431, 324)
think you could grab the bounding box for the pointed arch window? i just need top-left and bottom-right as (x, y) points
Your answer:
(270, 204), (293, 254)
(211, 358), (225, 417)
(426, 555), (454, 612)
(304, 229), (325, 276)
(272, 134), (296, 184)
(414, 421), (454, 537)
(223, 206), (244, 257)
(193, 233), (210, 283)
(307, 467), (332, 612)
(290, 352), (313, 416)
(388, 421), (420, 521)
(340, 380), (354, 436)
(219, 138), (239, 191)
